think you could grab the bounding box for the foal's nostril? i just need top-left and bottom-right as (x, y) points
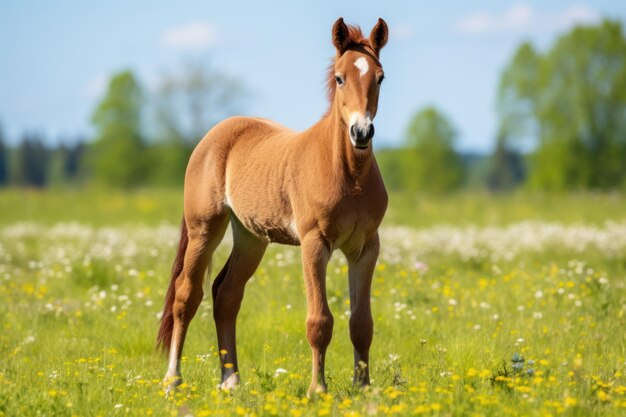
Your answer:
(350, 124), (357, 140)
(366, 124), (375, 141)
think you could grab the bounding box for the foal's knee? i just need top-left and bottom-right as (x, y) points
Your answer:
(306, 313), (334, 349)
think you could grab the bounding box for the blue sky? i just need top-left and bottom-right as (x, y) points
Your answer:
(1, 1), (625, 152)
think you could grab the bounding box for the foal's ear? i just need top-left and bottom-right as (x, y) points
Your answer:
(369, 18), (388, 55)
(332, 17), (350, 54)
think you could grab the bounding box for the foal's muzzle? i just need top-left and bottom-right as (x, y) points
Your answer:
(349, 123), (375, 149)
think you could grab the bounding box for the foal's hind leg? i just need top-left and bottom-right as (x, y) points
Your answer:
(346, 234), (379, 387)
(164, 214), (229, 392)
(212, 219), (267, 390)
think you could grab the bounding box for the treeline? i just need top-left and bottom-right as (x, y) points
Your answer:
(1, 20), (625, 192)
(0, 62), (245, 188)
(0, 132), (85, 187)
(380, 19), (626, 192)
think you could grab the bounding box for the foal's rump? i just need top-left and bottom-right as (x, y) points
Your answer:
(186, 116), (301, 245)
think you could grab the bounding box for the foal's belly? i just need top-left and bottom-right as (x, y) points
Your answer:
(240, 215), (301, 246)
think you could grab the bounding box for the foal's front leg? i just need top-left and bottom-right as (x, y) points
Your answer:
(300, 231), (333, 397)
(346, 234), (379, 387)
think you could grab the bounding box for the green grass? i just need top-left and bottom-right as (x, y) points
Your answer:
(1, 189), (625, 416)
(0, 187), (624, 226)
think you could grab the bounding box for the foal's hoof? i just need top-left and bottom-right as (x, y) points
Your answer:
(307, 383), (328, 399)
(219, 373), (240, 391)
(163, 376), (182, 397)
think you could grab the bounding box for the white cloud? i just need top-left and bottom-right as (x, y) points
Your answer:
(161, 22), (217, 50)
(83, 74), (108, 99)
(456, 3), (600, 35)
(391, 23), (415, 40)
(458, 4), (532, 34)
(555, 5), (600, 30)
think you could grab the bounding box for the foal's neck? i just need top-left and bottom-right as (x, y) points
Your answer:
(320, 106), (374, 192)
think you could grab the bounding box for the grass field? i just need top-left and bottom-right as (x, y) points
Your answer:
(1, 189), (625, 416)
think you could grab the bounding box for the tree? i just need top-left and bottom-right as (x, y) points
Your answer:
(498, 20), (626, 190)
(46, 140), (84, 186)
(486, 132), (525, 191)
(154, 61), (246, 143)
(0, 125), (7, 186)
(149, 61), (246, 186)
(89, 70), (148, 187)
(403, 106), (464, 192)
(14, 133), (49, 187)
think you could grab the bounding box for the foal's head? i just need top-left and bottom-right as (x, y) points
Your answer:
(328, 18), (388, 150)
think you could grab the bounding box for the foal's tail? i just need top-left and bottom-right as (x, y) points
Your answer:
(156, 216), (188, 354)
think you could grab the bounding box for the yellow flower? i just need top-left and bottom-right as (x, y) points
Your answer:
(564, 397), (577, 407)
(597, 390), (611, 402)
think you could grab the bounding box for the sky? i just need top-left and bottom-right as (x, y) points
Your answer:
(1, 1), (625, 152)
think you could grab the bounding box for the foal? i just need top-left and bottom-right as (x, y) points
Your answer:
(158, 17), (389, 396)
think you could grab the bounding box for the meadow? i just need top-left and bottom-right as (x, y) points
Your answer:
(0, 189), (625, 416)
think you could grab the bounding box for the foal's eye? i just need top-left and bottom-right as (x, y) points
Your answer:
(377, 75), (385, 85)
(335, 75), (344, 86)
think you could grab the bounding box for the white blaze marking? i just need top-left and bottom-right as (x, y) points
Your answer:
(354, 57), (369, 77)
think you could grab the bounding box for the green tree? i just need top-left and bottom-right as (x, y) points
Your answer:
(498, 20), (626, 190)
(404, 106), (464, 192)
(486, 132), (525, 191)
(89, 70), (148, 187)
(376, 148), (410, 191)
(47, 141), (84, 186)
(149, 61), (246, 186)
(47, 144), (69, 186)
(14, 133), (49, 187)
(0, 125), (8, 186)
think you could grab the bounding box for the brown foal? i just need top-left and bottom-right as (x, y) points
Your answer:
(157, 17), (389, 397)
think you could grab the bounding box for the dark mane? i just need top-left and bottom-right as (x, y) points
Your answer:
(325, 25), (372, 111)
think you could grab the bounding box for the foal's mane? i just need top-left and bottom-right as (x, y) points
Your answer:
(325, 24), (373, 110)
